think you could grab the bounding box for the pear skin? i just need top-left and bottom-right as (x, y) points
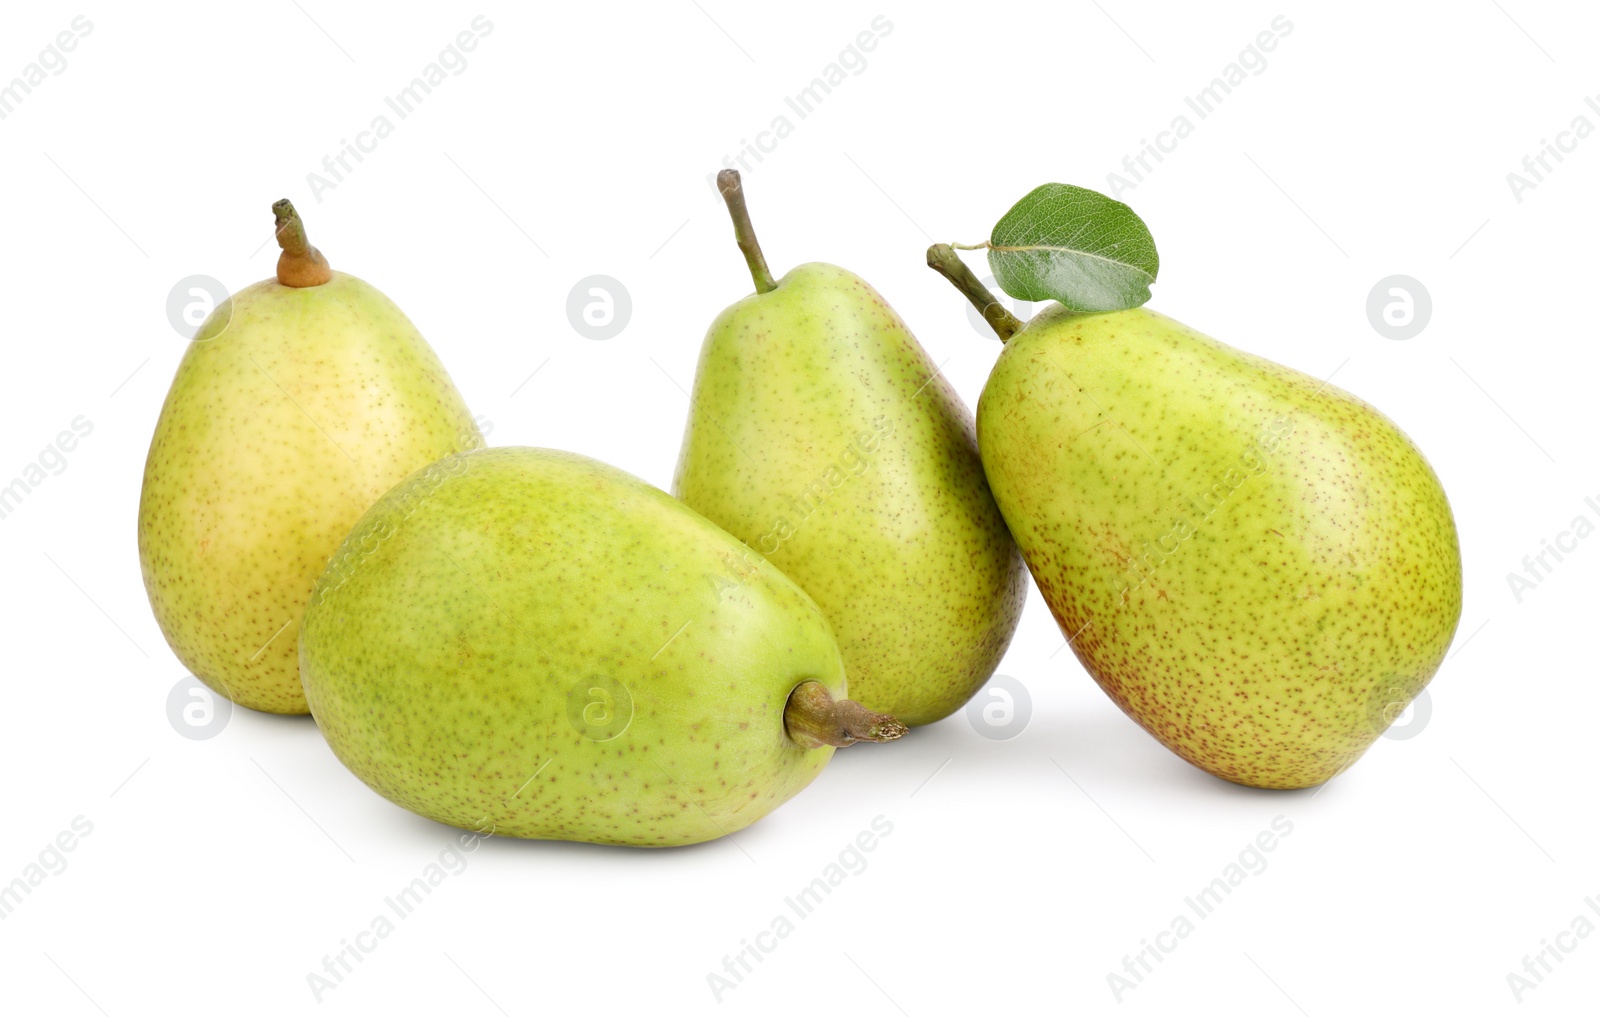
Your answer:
(673, 173), (1026, 726)
(138, 202), (480, 714)
(300, 447), (903, 847)
(977, 304), (1462, 788)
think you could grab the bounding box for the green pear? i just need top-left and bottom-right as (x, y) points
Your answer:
(929, 248), (1462, 788)
(672, 171), (1027, 727)
(299, 446), (904, 847)
(139, 201), (481, 714)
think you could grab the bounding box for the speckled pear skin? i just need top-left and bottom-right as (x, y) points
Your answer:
(138, 272), (481, 714)
(299, 446), (844, 847)
(978, 305), (1462, 789)
(672, 263), (1027, 727)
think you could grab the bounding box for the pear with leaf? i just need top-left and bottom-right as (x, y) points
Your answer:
(929, 184), (1462, 789)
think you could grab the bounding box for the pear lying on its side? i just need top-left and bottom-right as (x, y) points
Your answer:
(139, 201), (480, 714)
(300, 446), (905, 847)
(973, 301), (1462, 789)
(673, 172), (1026, 727)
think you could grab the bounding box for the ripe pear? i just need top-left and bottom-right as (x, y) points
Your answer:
(929, 247), (1462, 788)
(139, 201), (481, 714)
(672, 172), (1027, 727)
(299, 446), (904, 847)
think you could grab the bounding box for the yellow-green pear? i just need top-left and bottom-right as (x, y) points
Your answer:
(672, 172), (1027, 727)
(929, 246), (1462, 788)
(138, 201), (481, 714)
(300, 446), (904, 847)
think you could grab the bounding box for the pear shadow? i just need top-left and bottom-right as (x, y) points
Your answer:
(230, 706), (322, 737)
(837, 697), (1347, 805)
(1023, 705), (1347, 801)
(381, 799), (776, 861)
(249, 693), (1339, 860)
(234, 709), (319, 725)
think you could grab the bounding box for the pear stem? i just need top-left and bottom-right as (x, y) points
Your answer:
(926, 243), (1021, 342)
(716, 169), (777, 295)
(784, 681), (907, 749)
(273, 198), (332, 288)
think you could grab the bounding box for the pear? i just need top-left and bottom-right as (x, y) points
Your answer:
(299, 446), (904, 847)
(929, 247), (1462, 788)
(139, 201), (481, 714)
(672, 171), (1027, 727)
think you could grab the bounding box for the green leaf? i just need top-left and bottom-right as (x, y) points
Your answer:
(986, 183), (1159, 312)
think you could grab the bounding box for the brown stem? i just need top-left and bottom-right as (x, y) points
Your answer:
(926, 243), (1021, 342)
(784, 681), (907, 748)
(716, 169), (777, 295)
(273, 198), (332, 287)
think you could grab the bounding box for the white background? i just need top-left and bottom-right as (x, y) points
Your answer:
(1, 1), (1595, 1013)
